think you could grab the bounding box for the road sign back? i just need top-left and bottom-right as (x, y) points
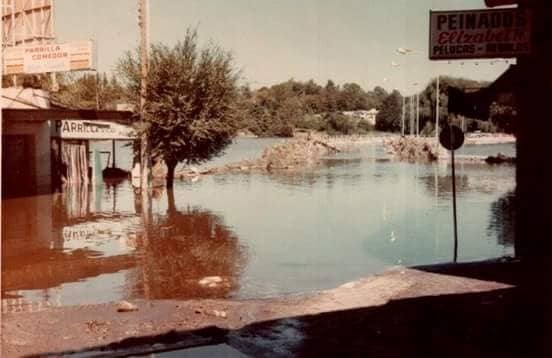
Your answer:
(439, 125), (465, 151)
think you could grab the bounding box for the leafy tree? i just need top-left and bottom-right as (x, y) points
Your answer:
(47, 72), (125, 109)
(373, 86), (388, 105)
(117, 29), (240, 188)
(376, 90), (402, 132)
(357, 119), (375, 134)
(416, 76), (491, 134)
(324, 112), (355, 135)
(340, 83), (367, 111)
(490, 102), (516, 134)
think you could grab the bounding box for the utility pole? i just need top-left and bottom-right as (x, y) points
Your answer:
(435, 76), (440, 147)
(95, 72), (100, 110)
(416, 91), (420, 137)
(138, 0), (150, 190)
(409, 96), (414, 135)
(401, 95), (406, 136)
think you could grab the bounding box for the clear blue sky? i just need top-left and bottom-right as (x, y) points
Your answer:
(55, 0), (512, 95)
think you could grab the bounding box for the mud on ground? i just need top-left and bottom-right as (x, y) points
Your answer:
(2, 262), (523, 357)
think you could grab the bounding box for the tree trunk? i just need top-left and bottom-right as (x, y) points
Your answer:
(167, 186), (177, 214)
(166, 159), (177, 190)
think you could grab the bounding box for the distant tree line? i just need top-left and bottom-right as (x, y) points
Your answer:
(236, 79), (392, 136)
(2, 72), (125, 110)
(53, 73), (126, 110)
(3, 72), (515, 136)
(236, 76), (516, 137)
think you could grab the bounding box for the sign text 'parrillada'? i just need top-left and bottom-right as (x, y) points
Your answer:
(51, 120), (136, 140)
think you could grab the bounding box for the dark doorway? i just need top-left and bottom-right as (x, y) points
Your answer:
(2, 134), (37, 198)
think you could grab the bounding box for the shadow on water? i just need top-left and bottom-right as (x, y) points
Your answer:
(1, 182), (246, 310)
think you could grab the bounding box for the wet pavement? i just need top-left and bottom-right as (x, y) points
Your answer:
(135, 344), (250, 357)
(1, 264), (522, 357)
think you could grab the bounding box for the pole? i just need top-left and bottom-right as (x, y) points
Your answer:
(435, 76), (440, 146)
(11, 1), (17, 86)
(95, 72), (100, 110)
(409, 96), (414, 135)
(416, 91), (420, 137)
(111, 140), (116, 168)
(451, 145), (458, 263)
(139, 0), (150, 190)
(401, 95), (405, 136)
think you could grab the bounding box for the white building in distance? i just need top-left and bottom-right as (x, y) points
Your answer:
(342, 108), (379, 125)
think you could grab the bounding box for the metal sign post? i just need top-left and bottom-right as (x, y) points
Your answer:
(451, 144), (458, 263)
(439, 124), (465, 263)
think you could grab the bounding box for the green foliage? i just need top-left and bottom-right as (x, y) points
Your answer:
(237, 79), (389, 136)
(375, 90), (402, 132)
(2, 73), (48, 89)
(415, 76), (506, 134)
(324, 112), (355, 135)
(420, 122), (435, 137)
(295, 114), (326, 131)
(51, 73), (125, 109)
(477, 120), (498, 133)
(356, 119), (375, 134)
(2, 72), (125, 110)
(490, 103), (516, 134)
(117, 28), (239, 187)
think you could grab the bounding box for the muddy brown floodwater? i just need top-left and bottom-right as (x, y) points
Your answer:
(2, 140), (516, 314)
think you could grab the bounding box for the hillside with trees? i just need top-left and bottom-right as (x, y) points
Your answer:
(2, 70), (515, 136)
(236, 79), (392, 136)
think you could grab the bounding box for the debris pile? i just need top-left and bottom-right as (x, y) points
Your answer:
(384, 136), (440, 162)
(485, 152), (516, 165)
(151, 137), (343, 179)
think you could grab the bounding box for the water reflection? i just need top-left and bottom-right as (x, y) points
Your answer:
(264, 158), (364, 189)
(488, 191), (516, 247)
(1, 182), (245, 312)
(127, 190), (246, 300)
(418, 162), (516, 199)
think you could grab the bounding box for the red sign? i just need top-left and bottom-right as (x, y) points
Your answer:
(429, 8), (532, 60)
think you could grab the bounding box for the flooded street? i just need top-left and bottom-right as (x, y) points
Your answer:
(1, 139), (516, 312)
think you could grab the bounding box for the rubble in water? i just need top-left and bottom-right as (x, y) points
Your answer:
(485, 152), (516, 165)
(151, 136), (344, 179)
(384, 136), (440, 163)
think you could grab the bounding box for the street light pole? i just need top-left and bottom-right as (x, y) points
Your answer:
(409, 96), (415, 136)
(416, 90), (420, 137)
(139, 0), (150, 190)
(435, 75), (440, 146)
(401, 95), (406, 136)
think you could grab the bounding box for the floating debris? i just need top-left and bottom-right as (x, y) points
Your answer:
(485, 152), (516, 165)
(117, 300), (138, 313)
(198, 276), (224, 287)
